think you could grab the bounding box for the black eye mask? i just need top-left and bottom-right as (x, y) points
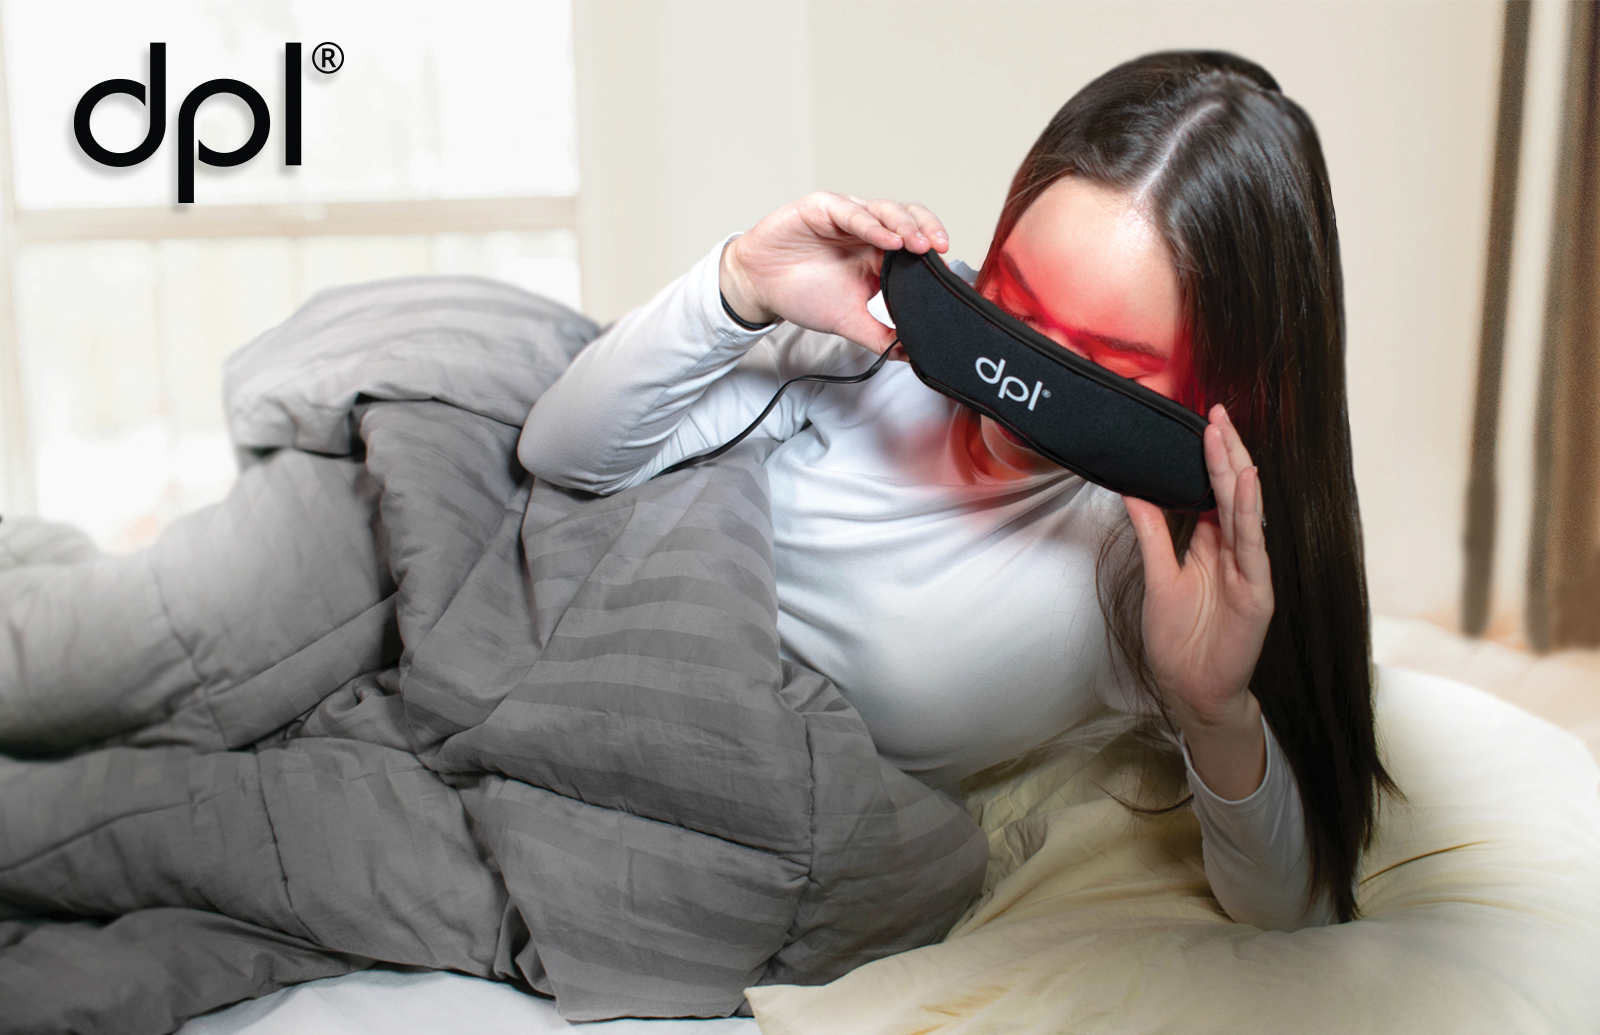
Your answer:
(880, 248), (1215, 512)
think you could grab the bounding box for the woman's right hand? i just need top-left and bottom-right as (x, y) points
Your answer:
(719, 192), (948, 354)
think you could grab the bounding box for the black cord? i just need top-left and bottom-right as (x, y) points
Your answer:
(660, 340), (897, 476)
(720, 290), (777, 331)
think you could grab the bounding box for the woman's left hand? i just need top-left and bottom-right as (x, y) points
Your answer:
(1122, 404), (1274, 734)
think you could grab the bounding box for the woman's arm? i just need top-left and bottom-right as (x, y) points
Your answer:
(1123, 403), (1336, 929)
(1124, 404), (1275, 797)
(519, 193), (948, 493)
(1183, 715), (1337, 930)
(519, 236), (802, 493)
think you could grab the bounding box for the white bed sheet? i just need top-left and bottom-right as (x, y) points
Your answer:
(177, 970), (760, 1035)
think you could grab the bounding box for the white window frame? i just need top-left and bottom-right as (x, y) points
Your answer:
(0, 12), (580, 517)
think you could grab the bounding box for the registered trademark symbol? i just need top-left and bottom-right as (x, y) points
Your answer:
(311, 41), (343, 73)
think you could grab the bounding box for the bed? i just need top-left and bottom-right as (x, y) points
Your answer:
(164, 613), (1600, 1035)
(6, 278), (1597, 1033)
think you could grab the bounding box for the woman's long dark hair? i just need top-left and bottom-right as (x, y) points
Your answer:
(977, 51), (1395, 923)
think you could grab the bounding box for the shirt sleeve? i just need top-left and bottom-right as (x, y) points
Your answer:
(1182, 716), (1339, 931)
(517, 233), (878, 494)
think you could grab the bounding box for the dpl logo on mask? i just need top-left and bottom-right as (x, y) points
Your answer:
(974, 356), (1050, 411)
(74, 42), (335, 204)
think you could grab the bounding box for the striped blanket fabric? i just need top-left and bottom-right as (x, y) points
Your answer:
(0, 278), (987, 1034)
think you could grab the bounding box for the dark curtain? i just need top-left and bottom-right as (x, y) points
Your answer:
(1527, 0), (1600, 649)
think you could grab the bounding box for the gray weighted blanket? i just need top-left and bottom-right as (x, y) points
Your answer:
(0, 277), (987, 1034)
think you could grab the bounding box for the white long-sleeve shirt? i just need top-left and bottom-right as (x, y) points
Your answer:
(518, 237), (1334, 930)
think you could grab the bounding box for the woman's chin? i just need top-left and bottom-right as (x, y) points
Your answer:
(994, 421), (1028, 449)
(976, 414), (1055, 476)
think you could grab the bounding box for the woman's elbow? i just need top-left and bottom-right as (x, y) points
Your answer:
(1208, 861), (1339, 932)
(516, 422), (635, 496)
(1217, 887), (1339, 932)
(518, 421), (599, 494)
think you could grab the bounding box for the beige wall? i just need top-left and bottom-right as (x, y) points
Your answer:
(574, 0), (1506, 624)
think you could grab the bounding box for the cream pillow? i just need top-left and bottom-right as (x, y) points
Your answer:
(747, 666), (1600, 1034)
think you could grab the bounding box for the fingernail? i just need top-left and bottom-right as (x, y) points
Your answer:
(934, 230), (948, 241)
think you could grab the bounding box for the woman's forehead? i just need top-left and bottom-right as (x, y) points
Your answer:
(1004, 178), (1183, 357)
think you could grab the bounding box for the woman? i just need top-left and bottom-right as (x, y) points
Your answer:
(520, 50), (1394, 930)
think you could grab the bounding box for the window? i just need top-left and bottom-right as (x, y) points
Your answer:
(0, 0), (580, 550)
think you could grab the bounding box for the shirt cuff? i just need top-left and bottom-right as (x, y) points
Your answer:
(1180, 712), (1279, 810)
